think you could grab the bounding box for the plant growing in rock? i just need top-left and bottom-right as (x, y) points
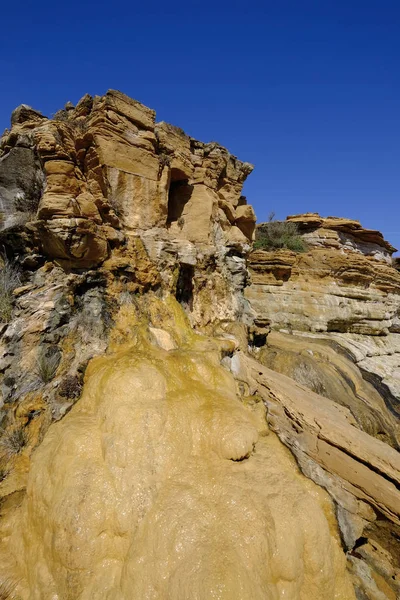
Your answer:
(0, 428), (28, 462)
(254, 212), (308, 253)
(0, 258), (21, 322)
(35, 351), (60, 383)
(53, 109), (70, 122)
(0, 578), (21, 600)
(58, 375), (82, 399)
(158, 152), (171, 177)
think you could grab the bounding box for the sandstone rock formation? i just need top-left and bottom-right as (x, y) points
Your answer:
(227, 350), (400, 599)
(246, 214), (400, 598)
(0, 90), (256, 327)
(247, 215), (400, 335)
(0, 297), (355, 600)
(287, 213), (396, 262)
(0, 97), (399, 599)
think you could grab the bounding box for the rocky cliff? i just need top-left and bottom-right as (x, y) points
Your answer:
(0, 94), (399, 599)
(247, 214), (400, 599)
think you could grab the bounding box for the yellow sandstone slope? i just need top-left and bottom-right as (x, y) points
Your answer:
(1, 297), (354, 600)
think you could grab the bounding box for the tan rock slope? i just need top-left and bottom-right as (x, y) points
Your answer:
(0, 95), (398, 599)
(1, 297), (354, 599)
(247, 213), (400, 599)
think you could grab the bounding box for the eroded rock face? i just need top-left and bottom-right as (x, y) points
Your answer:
(0, 146), (45, 229)
(246, 214), (400, 407)
(245, 214), (400, 598)
(0, 101), (399, 599)
(287, 213), (396, 262)
(257, 331), (400, 449)
(0, 297), (355, 600)
(0, 90), (256, 328)
(0, 91), (256, 258)
(247, 248), (400, 336)
(227, 351), (400, 599)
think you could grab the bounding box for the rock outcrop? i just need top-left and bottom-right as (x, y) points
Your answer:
(0, 297), (355, 600)
(246, 213), (400, 598)
(227, 350), (400, 599)
(287, 213), (396, 261)
(247, 214), (400, 336)
(0, 98), (399, 599)
(0, 90), (256, 328)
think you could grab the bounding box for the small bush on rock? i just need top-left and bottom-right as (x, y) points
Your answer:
(0, 258), (21, 322)
(0, 428), (28, 461)
(254, 213), (308, 253)
(0, 578), (21, 600)
(35, 351), (60, 383)
(58, 375), (82, 399)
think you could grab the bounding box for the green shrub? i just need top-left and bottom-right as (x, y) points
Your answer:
(0, 258), (21, 322)
(254, 213), (308, 252)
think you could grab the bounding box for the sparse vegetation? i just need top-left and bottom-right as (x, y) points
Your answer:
(158, 152), (171, 177)
(254, 212), (308, 253)
(74, 118), (88, 133)
(0, 258), (21, 322)
(173, 125), (186, 136)
(53, 109), (70, 121)
(0, 428), (28, 462)
(52, 110), (87, 134)
(0, 578), (21, 600)
(119, 290), (136, 304)
(35, 351), (60, 383)
(58, 375), (82, 399)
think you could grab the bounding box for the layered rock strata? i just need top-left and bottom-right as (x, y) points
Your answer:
(247, 216), (400, 336)
(0, 99), (399, 599)
(0, 90), (256, 328)
(227, 350), (400, 600)
(246, 214), (400, 598)
(287, 213), (396, 261)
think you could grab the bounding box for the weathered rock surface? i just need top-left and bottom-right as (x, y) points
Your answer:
(0, 297), (355, 600)
(247, 247), (400, 336)
(256, 331), (400, 449)
(245, 214), (400, 598)
(0, 89), (256, 329)
(287, 213), (396, 261)
(0, 90), (256, 260)
(0, 101), (399, 599)
(226, 351), (400, 599)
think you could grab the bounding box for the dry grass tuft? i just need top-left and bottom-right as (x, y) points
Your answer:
(0, 428), (29, 462)
(0, 258), (20, 322)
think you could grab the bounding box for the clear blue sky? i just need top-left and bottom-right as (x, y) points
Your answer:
(1, 1), (399, 248)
